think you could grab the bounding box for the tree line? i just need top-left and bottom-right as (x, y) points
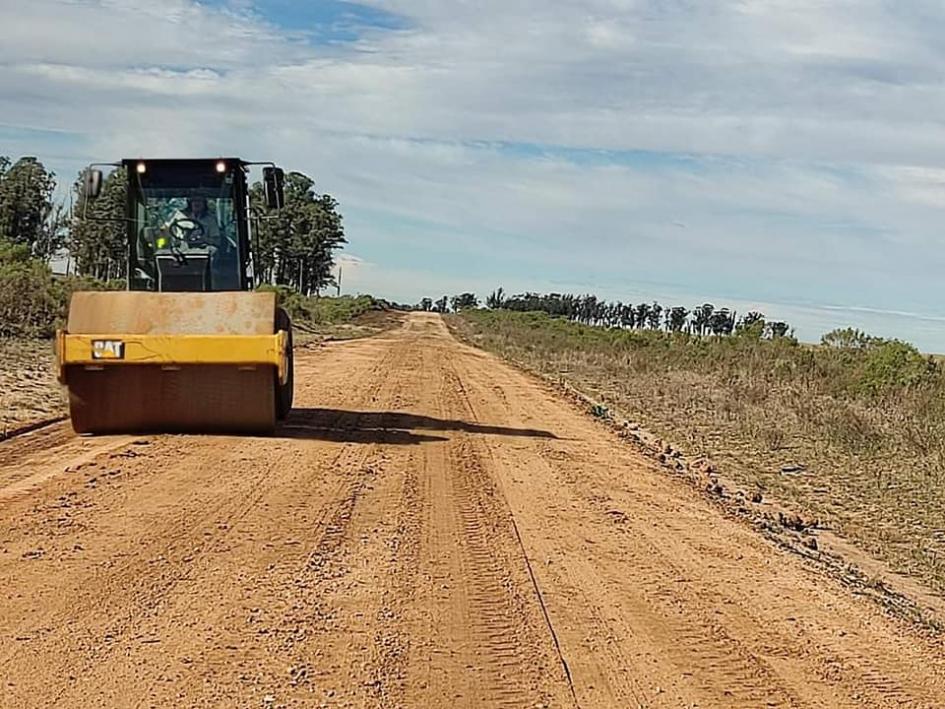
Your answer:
(0, 155), (346, 294)
(419, 289), (792, 339)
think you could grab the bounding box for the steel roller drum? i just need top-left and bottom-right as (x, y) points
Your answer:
(61, 291), (278, 434)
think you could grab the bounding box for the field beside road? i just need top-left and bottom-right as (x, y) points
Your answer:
(453, 309), (945, 601)
(1, 313), (943, 707)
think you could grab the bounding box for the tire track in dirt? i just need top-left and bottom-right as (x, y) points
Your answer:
(206, 333), (429, 708)
(447, 439), (552, 707)
(402, 335), (574, 707)
(0, 423), (137, 498)
(442, 358), (653, 707)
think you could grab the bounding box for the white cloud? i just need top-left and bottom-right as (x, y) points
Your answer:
(3, 0), (945, 347)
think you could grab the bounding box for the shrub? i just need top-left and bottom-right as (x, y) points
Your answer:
(256, 285), (378, 326)
(0, 239), (122, 338)
(0, 240), (60, 337)
(821, 327), (877, 350)
(858, 340), (933, 395)
(256, 284), (314, 323)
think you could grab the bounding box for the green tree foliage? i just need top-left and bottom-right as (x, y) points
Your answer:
(251, 172), (346, 295)
(450, 292), (479, 311)
(735, 311), (766, 339)
(709, 308), (736, 336)
(70, 168), (128, 280)
(691, 303), (716, 335)
(434, 296), (448, 313)
(419, 297), (433, 312)
(0, 239), (59, 336)
(485, 288), (505, 309)
(821, 327), (877, 349)
(765, 321), (791, 339)
(666, 306), (690, 332)
(0, 157), (66, 262)
(646, 302), (663, 330)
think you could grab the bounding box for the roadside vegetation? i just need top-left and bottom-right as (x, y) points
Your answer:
(260, 287), (377, 326)
(259, 288), (405, 344)
(453, 301), (945, 595)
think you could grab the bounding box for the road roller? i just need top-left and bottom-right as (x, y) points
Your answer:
(56, 158), (294, 434)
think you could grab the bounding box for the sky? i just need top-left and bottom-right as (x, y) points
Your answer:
(3, 1), (945, 349)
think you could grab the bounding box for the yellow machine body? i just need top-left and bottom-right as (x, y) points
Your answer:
(57, 333), (289, 384)
(56, 291), (292, 434)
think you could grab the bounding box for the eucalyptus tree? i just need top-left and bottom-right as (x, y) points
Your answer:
(646, 302), (663, 330)
(486, 288), (505, 309)
(0, 157), (65, 262)
(666, 306), (689, 332)
(70, 167), (128, 281)
(691, 303), (715, 335)
(633, 302), (650, 330)
(709, 308), (736, 335)
(251, 172), (346, 295)
(619, 303), (635, 329)
(450, 292), (479, 311)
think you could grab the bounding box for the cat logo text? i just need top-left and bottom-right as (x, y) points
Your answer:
(91, 340), (125, 360)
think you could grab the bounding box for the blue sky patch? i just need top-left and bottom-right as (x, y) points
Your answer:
(242, 1), (411, 42)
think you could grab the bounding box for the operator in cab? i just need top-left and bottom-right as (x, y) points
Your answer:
(154, 196), (240, 290)
(173, 197), (222, 246)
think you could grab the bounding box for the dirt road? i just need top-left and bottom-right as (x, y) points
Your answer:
(1, 313), (943, 708)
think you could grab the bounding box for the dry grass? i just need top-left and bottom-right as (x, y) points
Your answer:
(0, 338), (64, 436)
(453, 310), (945, 594)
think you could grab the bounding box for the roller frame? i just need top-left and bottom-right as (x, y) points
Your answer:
(57, 331), (290, 385)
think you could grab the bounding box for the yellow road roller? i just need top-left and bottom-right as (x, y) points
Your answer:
(56, 158), (293, 434)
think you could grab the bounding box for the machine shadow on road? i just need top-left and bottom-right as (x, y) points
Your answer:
(276, 408), (557, 445)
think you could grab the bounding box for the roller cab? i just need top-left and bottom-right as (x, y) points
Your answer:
(57, 158), (294, 435)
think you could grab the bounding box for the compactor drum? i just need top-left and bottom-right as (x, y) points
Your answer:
(56, 158), (294, 435)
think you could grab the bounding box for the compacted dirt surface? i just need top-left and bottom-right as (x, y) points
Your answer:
(1, 313), (944, 708)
